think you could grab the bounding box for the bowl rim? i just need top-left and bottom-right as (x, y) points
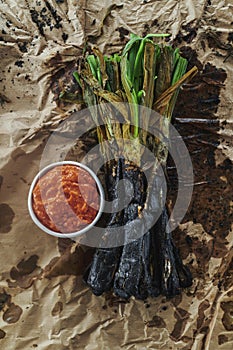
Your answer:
(28, 161), (105, 238)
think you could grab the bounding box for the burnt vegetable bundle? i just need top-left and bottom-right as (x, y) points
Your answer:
(60, 34), (197, 299)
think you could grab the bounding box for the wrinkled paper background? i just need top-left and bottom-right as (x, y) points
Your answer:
(0, 0), (233, 349)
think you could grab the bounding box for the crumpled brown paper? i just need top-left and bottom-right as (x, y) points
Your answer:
(0, 0), (232, 349)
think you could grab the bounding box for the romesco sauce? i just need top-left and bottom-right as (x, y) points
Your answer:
(32, 165), (100, 233)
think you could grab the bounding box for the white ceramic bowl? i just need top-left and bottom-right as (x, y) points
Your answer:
(28, 161), (105, 240)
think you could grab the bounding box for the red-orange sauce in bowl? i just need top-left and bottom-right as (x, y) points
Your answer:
(32, 165), (100, 233)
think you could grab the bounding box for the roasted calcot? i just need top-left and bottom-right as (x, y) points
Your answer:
(84, 158), (192, 299)
(60, 33), (197, 299)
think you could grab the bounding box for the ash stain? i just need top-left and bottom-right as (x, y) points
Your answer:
(171, 294), (182, 307)
(218, 334), (228, 345)
(62, 32), (68, 42)
(170, 307), (190, 341)
(45, 0), (62, 29)
(11, 255), (39, 276)
(46, 51), (63, 68)
(29, 1), (63, 37)
(14, 60), (24, 68)
(175, 21), (197, 44)
(0, 176), (3, 190)
(0, 329), (6, 339)
(222, 257), (233, 291)
(3, 303), (22, 324)
(0, 203), (15, 233)
(58, 237), (73, 255)
(196, 300), (210, 331)
(0, 292), (10, 311)
(146, 315), (166, 328)
(221, 301), (233, 331)
(204, 30), (233, 62)
(30, 9), (45, 36)
(228, 32), (233, 42)
(0, 93), (10, 106)
(9, 255), (42, 289)
(169, 46), (230, 277)
(0, 292), (22, 324)
(51, 301), (63, 316)
(151, 19), (158, 27)
(18, 42), (28, 53)
(143, 23), (151, 36)
(180, 336), (192, 344)
(117, 27), (129, 42)
(44, 245), (94, 278)
(177, 229), (214, 275)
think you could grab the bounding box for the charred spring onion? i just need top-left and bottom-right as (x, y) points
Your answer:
(60, 34), (198, 299)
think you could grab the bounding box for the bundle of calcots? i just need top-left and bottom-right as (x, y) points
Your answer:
(60, 34), (198, 299)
